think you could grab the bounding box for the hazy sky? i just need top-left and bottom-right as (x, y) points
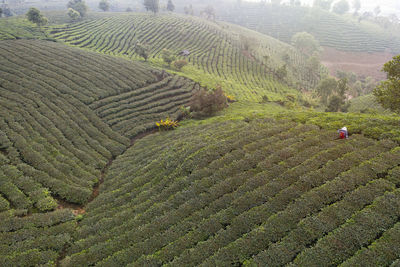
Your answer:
(245, 0), (400, 15)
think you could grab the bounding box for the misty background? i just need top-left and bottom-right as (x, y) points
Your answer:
(3, 0), (400, 16)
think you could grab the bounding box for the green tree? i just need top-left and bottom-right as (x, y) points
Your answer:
(276, 64), (287, 81)
(0, 8), (3, 18)
(135, 43), (149, 61)
(313, 0), (333, 10)
(326, 78), (349, 112)
(316, 77), (337, 105)
(67, 8), (81, 21)
(99, 0), (110, 11)
(167, 0), (175, 12)
(26, 8), (48, 26)
(332, 0), (349, 15)
(373, 55), (400, 113)
(173, 60), (188, 70)
(161, 49), (176, 66)
(291, 32), (320, 56)
(67, 0), (88, 17)
(144, 0), (159, 14)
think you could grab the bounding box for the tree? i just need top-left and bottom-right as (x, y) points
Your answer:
(291, 32), (320, 56)
(167, 0), (174, 12)
(373, 5), (381, 17)
(144, 0), (159, 14)
(161, 49), (175, 66)
(2, 6), (12, 17)
(352, 0), (361, 14)
(134, 43), (149, 61)
(239, 34), (259, 53)
(326, 78), (349, 112)
(0, 8), (2, 18)
(306, 52), (321, 80)
(373, 55), (400, 113)
(26, 8), (48, 26)
(67, 8), (81, 21)
(173, 60), (188, 70)
(190, 87), (228, 118)
(202, 5), (215, 20)
(67, 0), (87, 17)
(276, 65), (287, 81)
(313, 0), (333, 11)
(332, 0), (349, 15)
(184, 5), (194, 15)
(98, 0), (109, 11)
(316, 77), (337, 105)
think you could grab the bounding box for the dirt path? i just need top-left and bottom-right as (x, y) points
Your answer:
(55, 128), (158, 266)
(56, 129), (158, 215)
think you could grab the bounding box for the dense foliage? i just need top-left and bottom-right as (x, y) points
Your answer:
(0, 17), (48, 40)
(49, 13), (310, 102)
(0, 38), (205, 265)
(25, 8), (48, 26)
(374, 55), (400, 113)
(56, 118), (400, 266)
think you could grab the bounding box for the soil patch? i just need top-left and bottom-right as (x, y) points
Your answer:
(321, 47), (393, 80)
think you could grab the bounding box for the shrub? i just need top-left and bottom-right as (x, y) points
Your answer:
(156, 118), (179, 131)
(190, 87), (228, 118)
(173, 60), (188, 70)
(161, 49), (176, 66)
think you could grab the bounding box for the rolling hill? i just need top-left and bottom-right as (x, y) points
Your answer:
(60, 117), (400, 266)
(0, 38), (202, 265)
(49, 13), (326, 101)
(1, 9), (400, 267)
(218, 3), (400, 54)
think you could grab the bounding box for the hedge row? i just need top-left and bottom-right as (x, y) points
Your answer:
(50, 13), (297, 101)
(218, 3), (400, 54)
(55, 118), (400, 266)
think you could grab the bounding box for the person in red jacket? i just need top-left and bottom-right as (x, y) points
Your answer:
(338, 127), (348, 139)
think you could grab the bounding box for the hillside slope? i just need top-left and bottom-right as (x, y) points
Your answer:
(60, 118), (400, 266)
(218, 3), (400, 54)
(49, 13), (322, 101)
(0, 39), (200, 265)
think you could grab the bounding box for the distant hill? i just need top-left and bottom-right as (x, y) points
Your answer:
(218, 3), (400, 54)
(49, 13), (325, 101)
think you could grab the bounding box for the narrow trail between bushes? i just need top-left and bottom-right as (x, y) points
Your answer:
(55, 128), (158, 267)
(57, 128), (159, 215)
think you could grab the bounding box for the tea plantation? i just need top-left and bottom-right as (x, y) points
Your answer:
(218, 3), (400, 54)
(0, 38), (204, 266)
(49, 13), (322, 101)
(1, 9), (400, 267)
(58, 118), (400, 266)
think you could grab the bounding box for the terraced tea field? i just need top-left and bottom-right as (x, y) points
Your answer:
(1, 9), (400, 267)
(59, 118), (400, 266)
(0, 39), (203, 265)
(218, 4), (400, 54)
(0, 17), (48, 41)
(49, 13), (319, 101)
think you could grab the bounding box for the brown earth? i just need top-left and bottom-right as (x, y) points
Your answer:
(321, 47), (394, 80)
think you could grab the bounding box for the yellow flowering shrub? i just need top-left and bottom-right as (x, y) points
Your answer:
(156, 118), (179, 130)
